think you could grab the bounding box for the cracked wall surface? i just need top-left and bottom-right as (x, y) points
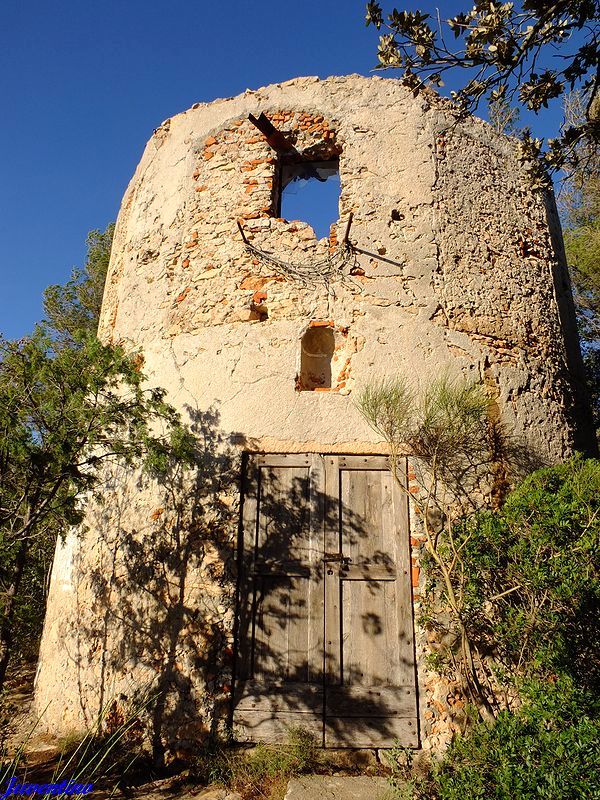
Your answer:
(35, 75), (594, 754)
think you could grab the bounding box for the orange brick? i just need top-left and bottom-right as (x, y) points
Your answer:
(205, 136), (217, 146)
(309, 320), (334, 327)
(240, 275), (271, 290)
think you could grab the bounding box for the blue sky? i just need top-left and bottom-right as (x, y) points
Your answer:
(0, 1), (567, 339)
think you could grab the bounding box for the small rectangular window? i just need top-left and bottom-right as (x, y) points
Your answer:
(279, 159), (340, 239)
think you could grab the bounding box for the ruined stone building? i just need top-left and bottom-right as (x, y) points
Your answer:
(34, 75), (593, 754)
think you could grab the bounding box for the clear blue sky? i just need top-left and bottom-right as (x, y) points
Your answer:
(0, 1), (566, 339)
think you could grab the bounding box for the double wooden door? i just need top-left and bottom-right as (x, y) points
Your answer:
(233, 453), (418, 748)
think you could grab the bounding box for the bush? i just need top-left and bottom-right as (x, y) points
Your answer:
(193, 726), (323, 799)
(454, 456), (600, 692)
(390, 458), (600, 800)
(397, 680), (600, 800)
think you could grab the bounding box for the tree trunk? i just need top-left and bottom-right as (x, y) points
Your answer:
(0, 538), (29, 692)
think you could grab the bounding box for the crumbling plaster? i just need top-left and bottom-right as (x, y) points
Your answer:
(96, 74), (591, 459)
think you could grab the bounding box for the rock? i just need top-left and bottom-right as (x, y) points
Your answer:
(285, 776), (394, 800)
(194, 789), (227, 800)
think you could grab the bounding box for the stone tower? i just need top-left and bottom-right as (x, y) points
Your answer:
(34, 75), (593, 755)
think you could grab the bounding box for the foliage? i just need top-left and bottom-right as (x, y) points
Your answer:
(487, 96), (521, 136)
(455, 456), (600, 693)
(365, 1), (599, 183)
(0, 698), (152, 798)
(581, 348), (600, 435)
(0, 528), (52, 660)
(562, 90), (600, 342)
(0, 330), (194, 541)
(0, 223), (196, 686)
(389, 680), (600, 800)
(358, 375), (491, 500)
(386, 458), (600, 800)
(42, 223), (114, 347)
(359, 375), (600, 730)
(193, 727), (323, 800)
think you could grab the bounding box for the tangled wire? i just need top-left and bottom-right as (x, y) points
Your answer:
(242, 239), (356, 291)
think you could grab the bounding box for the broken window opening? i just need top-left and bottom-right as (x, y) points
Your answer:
(278, 159), (340, 240)
(298, 326), (335, 391)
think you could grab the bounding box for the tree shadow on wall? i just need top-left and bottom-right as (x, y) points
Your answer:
(77, 406), (240, 767)
(73, 417), (419, 764)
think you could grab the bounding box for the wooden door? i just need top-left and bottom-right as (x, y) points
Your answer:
(323, 455), (418, 747)
(233, 453), (418, 747)
(233, 453), (325, 741)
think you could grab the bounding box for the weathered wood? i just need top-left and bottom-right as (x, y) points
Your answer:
(325, 716), (419, 748)
(323, 456), (341, 688)
(235, 680), (323, 712)
(308, 454), (326, 683)
(234, 455), (326, 742)
(236, 456), (259, 681)
(325, 686), (416, 716)
(255, 453), (312, 467)
(337, 455), (390, 470)
(340, 565), (396, 580)
(323, 455), (419, 746)
(235, 711), (324, 743)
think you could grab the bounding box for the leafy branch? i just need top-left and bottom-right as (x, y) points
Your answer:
(365, 1), (599, 183)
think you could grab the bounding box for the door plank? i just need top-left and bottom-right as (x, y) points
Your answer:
(325, 686), (416, 716)
(308, 454), (326, 683)
(323, 456), (341, 686)
(325, 717), (419, 748)
(256, 454), (312, 468)
(236, 681), (323, 712)
(235, 712), (324, 742)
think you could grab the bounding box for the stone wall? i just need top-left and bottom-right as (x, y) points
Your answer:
(34, 75), (594, 756)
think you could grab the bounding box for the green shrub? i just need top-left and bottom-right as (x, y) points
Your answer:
(193, 726), (322, 799)
(442, 683), (599, 799)
(390, 458), (600, 800)
(455, 456), (600, 692)
(390, 681), (600, 800)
